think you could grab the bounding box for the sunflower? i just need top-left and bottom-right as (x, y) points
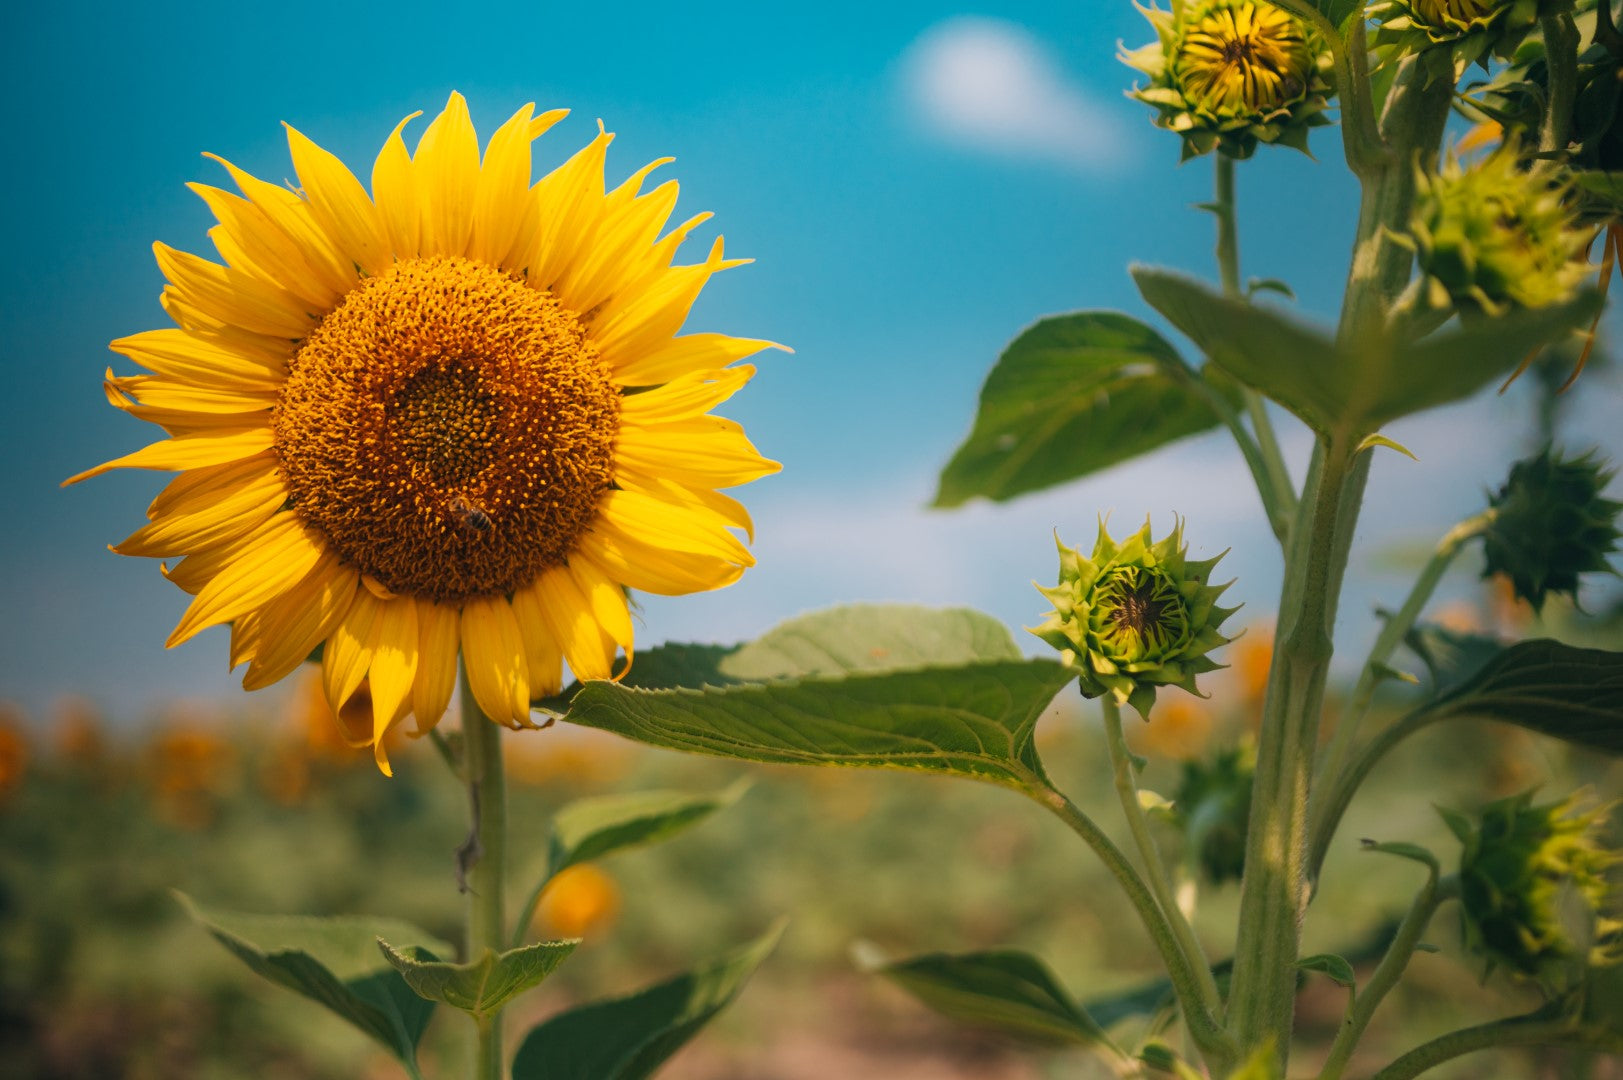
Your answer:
(67, 93), (781, 772)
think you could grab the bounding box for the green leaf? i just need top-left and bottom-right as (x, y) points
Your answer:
(537, 642), (741, 709)
(565, 659), (1076, 791)
(720, 603), (1021, 680)
(1399, 620), (1505, 696)
(1414, 639), (1623, 754)
(1360, 839), (1442, 876)
(177, 893), (452, 1078)
(875, 949), (1117, 1048)
(547, 782), (750, 880)
(379, 939), (577, 1020)
(1357, 433), (1418, 461)
(1296, 953), (1356, 988)
(933, 312), (1226, 508)
(510, 922), (784, 1080)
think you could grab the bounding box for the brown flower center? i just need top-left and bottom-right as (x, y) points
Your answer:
(273, 256), (620, 602)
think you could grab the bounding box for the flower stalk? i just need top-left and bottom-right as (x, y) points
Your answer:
(461, 677), (509, 1080)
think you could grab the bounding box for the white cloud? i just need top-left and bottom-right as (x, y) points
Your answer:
(899, 16), (1129, 172)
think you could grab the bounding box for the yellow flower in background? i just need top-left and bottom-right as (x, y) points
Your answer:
(68, 94), (781, 771)
(534, 863), (622, 939)
(0, 706), (28, 800)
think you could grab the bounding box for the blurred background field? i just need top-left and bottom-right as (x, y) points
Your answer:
(4, 588), (1620, 1080)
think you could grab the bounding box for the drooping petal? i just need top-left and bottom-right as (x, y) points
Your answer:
(411, 599), (460, 732)
(509, 582), (565, 697)
(366, 597), (421, 764)
(323, 586), (381, 715)
(241, 554), (359, 691)
(460, 594), (530, 726)
(533, 564), (619, 682)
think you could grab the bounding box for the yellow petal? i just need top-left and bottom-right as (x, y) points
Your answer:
(241, 555), (359, 691)
(160, 524), (265, 595)
(553, 169), (678, 315)
(615, 416), (781, 489)
(323, 586), (381, 714)
(411, 599), (460, 732)
(619, 365), (755, 421)
(533, 564), (619, 682)
(461, 594), (530, 726)
(153, 242), (316, 339)
(145, 452), (278, 518)
(591, 237), (750, 369)
(104, 368), (278, 414)
(509, 583), (565, 697)
(188, 183), (342, 310)
(525, 125), (613, 291)
(115, 461), (285, 556)
(469, 103), (537, 267)
(285, 122), (392, 277)
(609, 333), (783, 388)
(111, 328), (287, 389)
(414, 92), (481, 257)
(602, 471), (757, 544)
(367, 598), (420, 748)
(167, 514), (326, 647)
(372, 111), (423, 259)
(64, 426), (274, 485)
(205, 152), (357, 296)
(598, 489), (754, 564)
(578, 527), (746, 597)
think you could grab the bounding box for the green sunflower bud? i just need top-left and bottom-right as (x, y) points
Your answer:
(1409, 147), (1591, 316)
(1121, 0), (1334, 161)
(1371, 0), (1550, 82)
(1172, 744), (1255, 884)
(1445, 791), (1623, 985)
(1481, 448), (1621, 612)
(1030, 517), (1238, 719)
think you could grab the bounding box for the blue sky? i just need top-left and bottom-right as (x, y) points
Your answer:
(4, 2), (1619, 724)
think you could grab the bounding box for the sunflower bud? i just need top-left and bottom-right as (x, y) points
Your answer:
(1409, 147), (1591, 317)
(1030, 518), (1238, 719)
(1121, 0), (1334, 160)
(1481, 448), (1621, 612)
(1371, 0), (1549, 81)
(1446, 791), (1623, 985)
(1172, 744), (1255, 884)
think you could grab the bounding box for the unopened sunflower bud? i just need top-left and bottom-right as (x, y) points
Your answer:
(1030, 518), (1238, 719)
(1481, 448), (1621, 612)
(1121, 0), (1334, 160)
(1447, 791), (1623, 985)
(1173, 744), (1255, 885)
(1409, 147), (1591, 316)
(1372, 0), (1549, 79)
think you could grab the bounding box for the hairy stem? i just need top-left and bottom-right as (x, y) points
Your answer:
(1371, 1017), (1623, 1080)
(1101, 697), (1221, 1014)
(1540, 14), (1580, 156)
(1318, 874), (1457, 1080)
(1030, 784), (1236, 1069)
(461, 679), (509, 1080)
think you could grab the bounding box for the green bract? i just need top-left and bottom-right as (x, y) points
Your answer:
(1408, 147), (1592, 316)
(1030, 518), (1237, 719)
(1482, 448), (1622, 611)
(1371, 0), (1550, 82)
(1120, 0), (1334, 160)
(1445, 791), (1623, 985)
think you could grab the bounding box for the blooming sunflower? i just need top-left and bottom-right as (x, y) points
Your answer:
(67, 93), (781, 772)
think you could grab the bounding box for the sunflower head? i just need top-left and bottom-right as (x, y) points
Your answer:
(1030, 517), (1238, 719)
(1371, 0), (1547, 81)
(1481, 448), (1622, 612)
(66, 94), (781, 772)
(1409, 145), (1591, 316)
(1445, 791), (1623, 985)
(1121, 0), (1334, 160)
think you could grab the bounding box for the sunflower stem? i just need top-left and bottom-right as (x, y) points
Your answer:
(461, 677), (509, 1080)
(1540, 14), (1580, 156)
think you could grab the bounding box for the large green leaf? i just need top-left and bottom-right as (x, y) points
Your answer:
(876, 949), (1117, 1048)
(510, 922), (784, 1080)
(378, 939), (577, 1020)
(546, 782), (751, 880)
(719, 603), (1021, 680)
(1132, 267), (1598, 438)
(177, 893), (452, 1078)
(1414, 638), (1623, 754)
(934, 312), (1225, 507)
(565, 659), (1076, 791)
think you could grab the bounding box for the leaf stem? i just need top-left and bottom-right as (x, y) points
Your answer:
(1309, 509), (1493, 881)
(1318, 873), (1457, 1080)
(1100, 697), (1221, 1014)
(461, 677), (509, 1080)
(1029, 783), (1236, 1069)
(1307, 706), (1439, 883)
(1370, 1015), (1623, 1080)
(1540, 14), (1581, 156)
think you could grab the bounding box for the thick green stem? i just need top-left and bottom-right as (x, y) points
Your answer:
(1100, 697), (1221, 1014)
(1029, 784), (1236, 1069)
(1318, 875), (1457, 1080)
(1540, 14), (1580, 156)
(1310, 510), (1494, 879)
(1308, 708), (1439, 882)
(1370, 1017), (1623, 1080)
(461, 679), (509, 1080)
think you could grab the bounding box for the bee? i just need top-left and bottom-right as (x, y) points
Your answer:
(449, 495), (492, 534)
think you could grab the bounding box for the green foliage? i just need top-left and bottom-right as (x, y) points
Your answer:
(1400, 620), (1506, 694)
(872, 948), (1119, 1049)
(176, 893), (452, 1079)
(378, 938), (577, 1020)
(1295, 952), (1356, 988)
(1414, 639), (1623, 754)
(933, 313), (1225, 508)
(1171, 745), (1256, 884)
(720, 604), (1021, 678)
(510, 922), (783, 1080)
(1361, 839), (1443, 876)
(544, 783), (751, 882)
(566, 659), (1074, 791)
(1132, 266), (1601, 439)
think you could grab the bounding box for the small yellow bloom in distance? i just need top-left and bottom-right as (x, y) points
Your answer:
(534, 863), (622, 940)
